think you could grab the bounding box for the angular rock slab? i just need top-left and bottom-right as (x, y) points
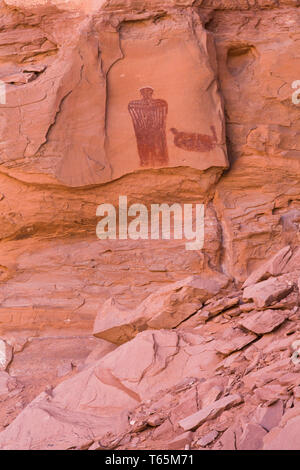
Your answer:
(93, 273), (229, 344)
(242, 246), (292, 288)
(215, 327), (257, 356)
(187, 296), (240, 325)
(239, 309), (289, 335)
(179, 394), (243, 431)
(0, 329), (222, 450)
(238, 423), (267, 450)
(197, 430), (219, 447)
(166, 431), (194, 450)
(243, 277), (293, 308)
(263, 408), (300, 450)
(254, 401), (284, 433)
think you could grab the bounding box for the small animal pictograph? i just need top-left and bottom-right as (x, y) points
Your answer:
(170, 125), (217, 152)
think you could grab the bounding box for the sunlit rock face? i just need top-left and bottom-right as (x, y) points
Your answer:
(0, 0), (300, 451)
(0, 0), (298, 327)
(0, 3), (228, 187)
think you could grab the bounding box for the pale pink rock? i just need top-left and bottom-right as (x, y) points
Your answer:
(215, 327), (257, 356)
(242, 358), (291, 391)
(188, 297), (239, 324)
(146, 415), (165, 427)
(254, 401), (283, 432)
(0, 329), (221, 450)
(201, 385), (223, 408)
(293, 386), (300, 400)
(1, 72), (36, 84)
(239, 309), (289, 335)
(224, 306), (241, 318)
(263, 408), (300, 450)
(240, 303), (256, 312)
(243, 277), (294, 308)
(152, 419), (174, 441)
(179, 394), (243, 431)
(238, 423), (267, 450)
(166, 432), (194, 450)
(197, 430), (219, 447)
(242, 246), (292, 288)
(56, 361), (73, 378)
(217, 427), (236, 450)
(254, 385), (289, 404)
(169, 388), (198, 424)
(282, 247), (300, 274)
(83, 340), (118, 367)
(260, 335), (296, 355)
(0, 372), (11, 396)
(0, 371), (19, 397)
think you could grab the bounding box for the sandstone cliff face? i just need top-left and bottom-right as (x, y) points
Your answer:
(0, 0), (299, 451)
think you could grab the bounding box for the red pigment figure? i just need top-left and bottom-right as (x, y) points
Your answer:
(128, 87), (169, 167)
(170, 125), (217, 152)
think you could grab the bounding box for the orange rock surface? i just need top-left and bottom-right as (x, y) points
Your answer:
(0, 0), (300, 450)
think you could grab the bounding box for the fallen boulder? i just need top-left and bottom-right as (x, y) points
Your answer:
(239, 309), (289, 335)
(93, 274), (229, 344)
(243, 276), (294, 308)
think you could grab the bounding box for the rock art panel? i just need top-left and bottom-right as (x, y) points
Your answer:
(0, 8), (228, 188)
(105, 11), (228, 181)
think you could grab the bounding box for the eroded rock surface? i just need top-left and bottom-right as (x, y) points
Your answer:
(93, 273), (229, 344)
(0, 0), (300, 452)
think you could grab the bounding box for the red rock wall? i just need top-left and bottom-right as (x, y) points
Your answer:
(0, 0), (299, 336)
(0, 0), (300, 450)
